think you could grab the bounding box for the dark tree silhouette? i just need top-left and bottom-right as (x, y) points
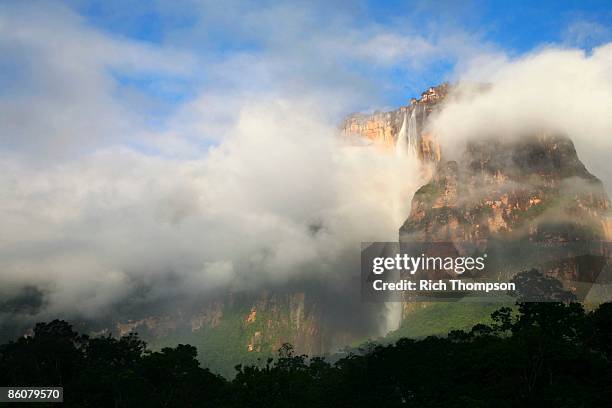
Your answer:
(509, 268), (577, 302)
(2, 302), (612, 407)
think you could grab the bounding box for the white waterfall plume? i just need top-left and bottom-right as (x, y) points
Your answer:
(395, 107), (419, 158)
(407, 107), (418, 155)
(382, 301), (403, 334)
(395, 111), (408, 156)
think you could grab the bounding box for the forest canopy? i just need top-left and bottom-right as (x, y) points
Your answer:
(2, 300), (612, 407)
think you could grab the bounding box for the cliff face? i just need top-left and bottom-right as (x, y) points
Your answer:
(392, 92), (612, 297)
(344, 82), (611, 253)
(341, 84), (448, 161)
(400, 133), (611, 245)
(381, 84), (612, 330)
(107, 291), (347, 376)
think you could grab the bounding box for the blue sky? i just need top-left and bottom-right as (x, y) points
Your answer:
(2, 0), (612, 155)
(67, 0), (612, 107)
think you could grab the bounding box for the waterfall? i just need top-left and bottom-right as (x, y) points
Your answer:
(395, 111), (408, 157)
(395, 107), (418, 157)
(406, 107), (418, 155)
(383, 302), (402, 334)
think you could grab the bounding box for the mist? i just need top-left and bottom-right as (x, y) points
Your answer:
(430, 44), (612, 192)
(0, 97), (425, 336)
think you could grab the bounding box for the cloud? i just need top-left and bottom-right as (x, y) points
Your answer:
(0, 97), (424, 339)
(563, 20), (612, 49)
(0, 1), (194, 157)
(430, 44), (612, 192)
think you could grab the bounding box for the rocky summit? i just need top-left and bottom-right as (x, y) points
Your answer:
(401, 133), (611, 244)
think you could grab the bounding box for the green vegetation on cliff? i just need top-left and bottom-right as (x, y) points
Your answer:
(385, 302), (505, 342)
(147, 301), (294, 377)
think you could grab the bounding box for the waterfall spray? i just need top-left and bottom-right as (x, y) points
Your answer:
(395, 106), (420, 159)
(407, 107), (418, 155)
(395, 111), (408, 157)
(385, 105), (422, 335)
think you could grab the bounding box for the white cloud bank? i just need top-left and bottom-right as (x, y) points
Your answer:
(0, 98), (422, 324)
(431, 44), (612, 191)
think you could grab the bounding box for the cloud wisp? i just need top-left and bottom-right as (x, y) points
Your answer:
(430, 44), (612, 192)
